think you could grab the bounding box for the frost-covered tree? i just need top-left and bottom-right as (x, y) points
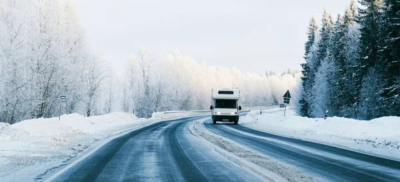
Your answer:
(125, 47), (154, 118)
(336, 2), (362, 117)
(329, 15), (347, 116)
(378, 0), (400, 116)
(340, 28), (362, 117)
(316, 10), (334, 67)
(83, 55), (107, 117)
(308, 10), (334, 117)
(305, 17), (319, 56)
(0, 0), (33, 123)
(121, 49), (302, 118)
(0, 0), (108, 123)
(356, 0), (384, 117)
(299, 0), (399, 120)
(357, 0), (384, 72)
(300, 17), (319, 117)
(311, 58), (335, 118)
(345, 0), (359, 25)
(358, 67), (385, 119)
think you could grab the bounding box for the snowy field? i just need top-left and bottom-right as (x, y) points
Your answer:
(0, 111), (208, 181)
(241, 107), (400, 161)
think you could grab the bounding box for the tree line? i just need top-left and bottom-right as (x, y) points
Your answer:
(121, 48), (302, 118)
(0, 0), (108, 124)
(299, 0), (400, 120)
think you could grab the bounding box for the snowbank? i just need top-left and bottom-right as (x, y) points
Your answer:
(241, 107), (400, 160)
(0, 113), (140, 142)
(0, 122), (9, 132)
(0, 112), (203, 181)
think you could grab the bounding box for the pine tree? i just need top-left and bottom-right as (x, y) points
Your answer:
(358, 0), (383, 71)
(307, 11), (334, 117)
(300, 0), (397, 120)
(316, 10), (335, 68)
(379, 0), (400, 116)
(300, 17), (319, 117)
(299, 63), (311, 116)
(344, 1), (358, 26)
(305, 17), (319, 55)
(350, 0), (359, 20)
(356, 0), (384, 118)
(341, 2), (361, 117)
(358, 66), (385, 119)
(330, 15), (346, 116)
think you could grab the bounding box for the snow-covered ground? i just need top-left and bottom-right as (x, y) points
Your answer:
(241, 107), (400, 161)
(0, 111), (208, 181)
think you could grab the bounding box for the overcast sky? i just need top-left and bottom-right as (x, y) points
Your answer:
(72, 0), (352, 75)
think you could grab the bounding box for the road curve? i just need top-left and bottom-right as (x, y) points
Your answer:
(49, 116), (262, 182)
(203, 118), (400, 182)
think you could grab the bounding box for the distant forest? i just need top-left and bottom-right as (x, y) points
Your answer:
(299, 0), (400, 120)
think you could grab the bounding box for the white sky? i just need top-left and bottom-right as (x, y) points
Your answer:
(72, 0), (352, 75)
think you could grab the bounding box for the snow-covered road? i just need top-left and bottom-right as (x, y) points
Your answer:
(42, 113), (400, 182)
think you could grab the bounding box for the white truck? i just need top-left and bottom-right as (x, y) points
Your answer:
(210, 88), (242, 125)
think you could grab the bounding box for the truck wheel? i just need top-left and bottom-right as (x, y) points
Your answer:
(213, 120), (216, 124)
(234, 121), (238, 125)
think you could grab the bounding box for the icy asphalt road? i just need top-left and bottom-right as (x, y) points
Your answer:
(47, 116), (263, 182)
(47, 115), (400, 182)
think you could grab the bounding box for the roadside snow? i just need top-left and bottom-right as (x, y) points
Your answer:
(0, 122), (9, 130)
(0, 112), (204, 182)
(241, 107), (400, 160)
